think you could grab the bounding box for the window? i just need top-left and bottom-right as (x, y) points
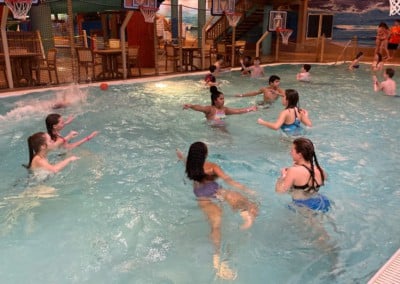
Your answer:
(306, 14), (333, 38)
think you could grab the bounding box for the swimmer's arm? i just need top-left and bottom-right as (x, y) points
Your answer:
(225, 105), (257, 115)
(213, 164), (255, 195)
(236, 88), (262, 97)
(299, 109), (312, 127)
(36, 156), (80, 173)
(277, 88), (285, 97)
(64, 115), (75, 125)
(257, 111), (286, 130)
(176, 149), (186, 163)
(63, 131), (98, 150)
(64, 130), (79, 142)
(183, 104), (211, 113)
(275, 167), (294, 194)
(373, 75), (382, 92)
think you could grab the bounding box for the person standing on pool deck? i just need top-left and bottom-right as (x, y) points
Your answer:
(176, 142), (258, 280)
(183, 86), (257, 125)
(275, 137), (330, 213)
(46, 113), (98, 150)
(235, 75), (285, 105)
(388, 19), (400, 60)
(373, 68), (397, 96)
(257, 89), (312, 136)
(25, 132), (80, 173)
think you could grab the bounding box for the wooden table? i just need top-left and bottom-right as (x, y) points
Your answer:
(176, 46), (200, 72)
(94, 49), (123, 79)
(2, 52), (41, 87)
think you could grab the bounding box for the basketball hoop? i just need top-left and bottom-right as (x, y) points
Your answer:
(224, 11), (241, 27)
(389, 0), (400, 15)
(140, 6), (158, 23)
(277, 28), (293, 45)
(5, 0), (32, 20)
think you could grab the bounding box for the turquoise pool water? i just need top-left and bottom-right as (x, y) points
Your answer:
(0, 63), (399, 283)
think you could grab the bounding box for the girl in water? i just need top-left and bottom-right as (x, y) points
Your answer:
(25, 132), (79, 173)
(183, 86), (257, 125)
(257, 89), (312, 136)
(45, 113), (98, 150)
(275, 137), (330, 212)
(177, 142), (258, 280)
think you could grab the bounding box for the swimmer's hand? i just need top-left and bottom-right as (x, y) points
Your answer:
(299, 108), (308, 116)
(69, 156), (80, 162)
(176, 149), (185, 162)
(244, 187), (257, 196)
(257, 118), (265, 124)
(246, 106), (257, 112)
(372, 75), (378, 84)
(183, 104), (192, 110)
(65, 130), (79, 141)
(280, 167), (288, 178)
(64, 115), (75, 125)
(85, 131), (99, 141)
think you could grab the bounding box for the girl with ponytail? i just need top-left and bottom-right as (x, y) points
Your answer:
(275, 137), (330, 212)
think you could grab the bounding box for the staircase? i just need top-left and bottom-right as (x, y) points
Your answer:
(205, 0), (265, 44)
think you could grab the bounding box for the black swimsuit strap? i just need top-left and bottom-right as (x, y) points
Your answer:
(301, 164), (321, 190)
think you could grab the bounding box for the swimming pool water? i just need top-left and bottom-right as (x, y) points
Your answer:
(0, 63), (399, 283)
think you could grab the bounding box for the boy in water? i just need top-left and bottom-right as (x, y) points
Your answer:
(296, 64), (312, 81)
(240, 55), (252, 75)
(373, 68), (396, 96)
(235, 75), (284, 104)
(240, 57), (265, 78)
(204, 65), (219, 87)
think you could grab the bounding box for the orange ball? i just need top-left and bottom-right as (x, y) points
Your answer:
(100, 83), (108, 91)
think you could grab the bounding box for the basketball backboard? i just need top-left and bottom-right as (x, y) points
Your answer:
(268, 11), (287, 31)
(123, 0), (156, 10)
(211, 0), (235, 16)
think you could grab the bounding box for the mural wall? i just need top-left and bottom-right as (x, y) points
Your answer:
(309, 0), (397, 46)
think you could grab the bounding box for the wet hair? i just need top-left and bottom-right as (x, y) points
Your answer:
(185, 141), (208, 182)
(378, 22), (389, 29)
(285, 89), (299, 109)
(386, 68), (395, 78)
(45, 113), (61, 141)
(254, 56), (261, 62)
(268, 75), (280, 84)
(355, 52), (363, 59)
(303, 64), (311, 72)
(209, 65), (217, 73)
(210, 86), (223, 106)
(293, 138), (325, 192)
(25, 132), (46, 169)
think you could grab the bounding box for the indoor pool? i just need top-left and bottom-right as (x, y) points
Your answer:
(0, 63), (399, 283)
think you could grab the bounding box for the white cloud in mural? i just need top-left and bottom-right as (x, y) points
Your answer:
(309, 0), (388, 13)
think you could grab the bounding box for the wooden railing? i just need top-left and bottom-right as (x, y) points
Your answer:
(205, 0), (254, 43)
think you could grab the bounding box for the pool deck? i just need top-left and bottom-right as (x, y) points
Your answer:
(2, 39), (400, 96)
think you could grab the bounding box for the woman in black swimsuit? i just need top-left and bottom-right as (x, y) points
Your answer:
(275, 137), (330, 212)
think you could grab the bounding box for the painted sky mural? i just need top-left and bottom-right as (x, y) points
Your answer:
(157, 0), (399, 46)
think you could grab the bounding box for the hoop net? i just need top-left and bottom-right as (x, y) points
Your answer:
(5, 0), (32, 20)
(140, 6), (158, 23)
(224, 11), (242, 27)
(277, 28), (293, 45)
(389, 0), (400, 15)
